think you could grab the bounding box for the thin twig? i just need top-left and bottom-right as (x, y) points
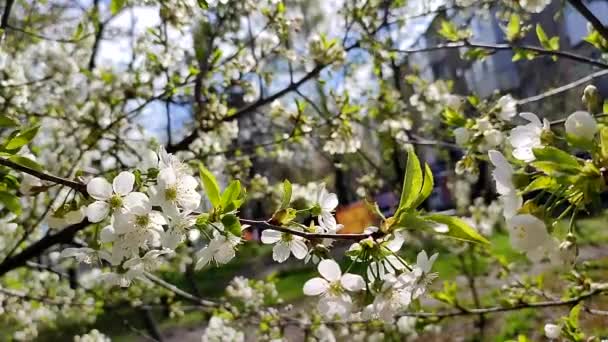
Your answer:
(390, 40), (608, 69)
(517, 69), (608, 105)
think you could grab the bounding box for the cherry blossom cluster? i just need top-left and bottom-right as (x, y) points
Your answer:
(62, 147), (202, 286)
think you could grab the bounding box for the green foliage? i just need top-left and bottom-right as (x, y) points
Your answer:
(437, 20), (469, 41)
(424, 214), (490, 244)
(110, 0), (127, 15)
(506, 14), (521, 41)
(199, 164), (221, 207)
(0, 191), (21, 214)
(536, 24), (560, 53)
(4, 125), (40, 151)
(397, 149), (424, 212)
(443, 107), (466, 126)
(279, 180), (292, 210)
(561, 303), (585, 341)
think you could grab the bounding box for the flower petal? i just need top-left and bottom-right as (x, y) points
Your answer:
(318, 259), (341, 282)
(261, 230), (282, 244)
(87, 177), (113, 200)
(86, 201), (110, 222)
(124, 192), (151, 214)
(100, 225), (116, 243)
(290, 239), (308, 259)
(113, 171), (135, 196)
(303, 277), (329, 296)
(340, 273), (365, 292)
(272, 242), (291, 263)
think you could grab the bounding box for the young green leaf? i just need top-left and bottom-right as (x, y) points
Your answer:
(110, 0), (127, 14)
(0, 191), (21, 214)
(506, 14), (521, 41)
(8, 155), (43, 172)
(221, 180), (241, 210)
(0, 115), (18, 128)
(398, 150), (423, 212)
(5, 125), (40, 151)
(279, 180), (292, 210)
(199, 164), (221, 207)
(425, 214), (490, 244)
(532, 146), (580, 168)
(412, 163), (434, 209)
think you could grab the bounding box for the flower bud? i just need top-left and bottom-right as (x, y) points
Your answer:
(559, 234), (578, 266)
(582, 85), (602, 114)
(565, 111), (597, 140)
(453, 127), (470, 146)
(544, 323), (561, 339)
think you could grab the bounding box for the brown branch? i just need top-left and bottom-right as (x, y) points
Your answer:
(166, 41), (361, 153)
(567, 0), (608, 43)
(288, 286), (608, 326)
(0, 0), (14, 42)
(240, 219), (374, 241)
(0, 219), (90, 277)
(0, 157), (87, 194)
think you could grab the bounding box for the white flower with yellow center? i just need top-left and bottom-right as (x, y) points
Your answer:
(85, 171), (149, 223)
(303, 259), (365, 318)
(261, 229), (308, 263)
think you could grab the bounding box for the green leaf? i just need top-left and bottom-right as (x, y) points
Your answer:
(197, 0), (208, 9)
(532, 146), (580, 168)
(438, 20), (466, 42)
(5, 125), (40, 150)
(425, 214), (490, 244)
(398, 150), (423, 212)
(271, 208), (297, 225)
(393, 210), (435, 230)
(0, 115), (18, 128)
(506, 14), (521, 41)
(442, 107), (466, 126)
(412, 163), (434, 209)
(110, 0), (127, 14)
(199, 164), (221, 207)
(600, 126), (608, 161)
(536, 24), (549, 46)
(279, 180), (292, 210)
(221, 214), (242, 237)
(8, 156), (43, 172)
(220, 180), (241, 210)
(522, 176), (557, 193)
(0, 191), (21, 214)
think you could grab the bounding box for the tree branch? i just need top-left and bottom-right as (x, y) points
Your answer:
(144, 272), (216, 307)
(567, 0), (608, 43)
(0, 0), (14, 42)
(240, 219), (375, 241)
(0, 157), (87, 194)
(517, 69), (608, 105)
(391, 40), (608, 69)
(0, 219), (90, 277)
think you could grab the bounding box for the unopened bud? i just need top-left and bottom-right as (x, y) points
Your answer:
(582, 85), (601, 114)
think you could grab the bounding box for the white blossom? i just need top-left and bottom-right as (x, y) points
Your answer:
(509, 112), (549, 162)
(497, 94), (517, 121)
(488, 150), (522, 218)
(315, 184), (339, 228)
(303, 259), (365, 318)
(85, 171), (149, 223)
(261, 229), (308, 263)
